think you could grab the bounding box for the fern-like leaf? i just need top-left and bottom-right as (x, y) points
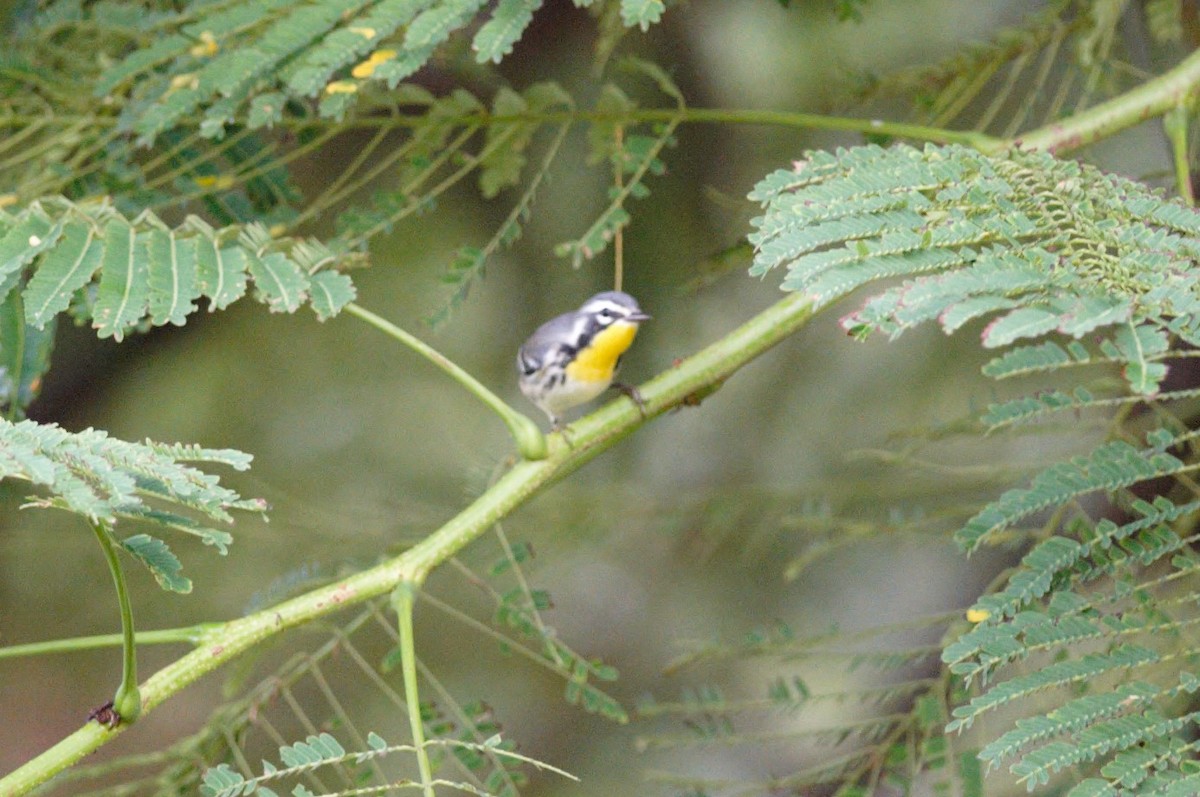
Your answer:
(104, 0), (439, 140)
(2, 198), (358, 346)
(749, 144), (1200, 396)
(1, 417), (259, 590)
(957, 440), (1183, 552)
(947, 644), (1161, 733)
(0, 417), (254, 525)
(97, 0), (671, 139)
(978, 682), (1163, 770)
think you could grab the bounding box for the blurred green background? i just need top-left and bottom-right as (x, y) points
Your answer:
(0, 1), (1162, 793)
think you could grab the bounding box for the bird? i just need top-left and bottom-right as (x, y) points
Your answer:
(517, 291), (650, 430)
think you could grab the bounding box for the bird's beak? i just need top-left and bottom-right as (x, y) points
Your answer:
(630, 311), (651, 322)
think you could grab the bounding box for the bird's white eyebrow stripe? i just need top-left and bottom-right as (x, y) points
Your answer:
(579, 299), (628, 315)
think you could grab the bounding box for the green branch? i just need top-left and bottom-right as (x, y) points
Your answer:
(1006, 47), (1200, 154)
(343, 302), (547, 460)
(89, 520), (141, 726)
(392, 583), (436, 797)
(0, 625), (215, 659)
(0, 291), (813, 795)
(0, 107), (995, 148)
(10, 40), (1200, 165)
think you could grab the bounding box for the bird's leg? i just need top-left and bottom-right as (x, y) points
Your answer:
(548, 413), (575, 448)
(611, 382), (647, 418)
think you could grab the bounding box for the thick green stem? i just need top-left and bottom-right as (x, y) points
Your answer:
(88, 520), (141, 725)
(0, 291), (813, 796)
(392, 583), (436, 797)
(343, 302), (547, 460)
(1006, 47), (1200, 154)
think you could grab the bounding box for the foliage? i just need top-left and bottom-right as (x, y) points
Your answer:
(741, 142), (1200, 794)
(855, 0), (1134, 138)
(3, 0), (708, 793)
(0, 196), (358, 425)
(200, 730), (571, 797)
(0, 416), (262, 590)
(637, 616), (981, 795)
(8, 2), (1200, 797)
(45, 578), (586, 795)
(79, 0), (672, 143)
(750, 143), (1200, 398)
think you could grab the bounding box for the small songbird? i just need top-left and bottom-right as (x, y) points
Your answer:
(517, 291), (650, 429)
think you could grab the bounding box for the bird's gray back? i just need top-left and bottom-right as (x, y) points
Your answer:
(516, 310), (592, 375)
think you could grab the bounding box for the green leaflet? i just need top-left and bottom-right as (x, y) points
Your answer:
(1106, 323), (1170, 395)
(120, 533), (192, 593)
(981, 307), (1063, 348)
(981, 389), (1082, 428)
(404, 0), (488, 51)
(115, 506), (235, 554)
(92, 218), (148, 341)
(217, 0), (374, 95)
(473, 0), (543, 64)
(144, 228), (201, 327)
(1100, 735), (1190, 789)
(555, 205), (630, 268)
(0, 290), (54, 419)
(621, 0), (665, 30)
(199, 764), (250, 797)
(23, 220), (103, 329)
(0, 209), (59, 285)
(935, 295), (1019, 334)
(1067, 778), (1120, 797)
(246, 91), (287, 129)
(1153, 772), (1200, 797)
(309, 271), (357, 321)
(93, 0), (297, 97)
(248, 251), (308, 313)
(196, 240), (249, 311)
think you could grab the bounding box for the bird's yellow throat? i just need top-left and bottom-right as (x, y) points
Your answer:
(564, 321), (639, 382)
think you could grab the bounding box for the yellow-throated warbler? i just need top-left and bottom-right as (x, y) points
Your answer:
(517, 291), (650, 429)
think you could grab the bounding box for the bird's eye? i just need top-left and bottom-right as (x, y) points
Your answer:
(599, 308), (614, 318)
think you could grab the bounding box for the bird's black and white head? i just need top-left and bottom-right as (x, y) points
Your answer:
(577, 291), (651, 327)
(516, 290), (651, 428)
